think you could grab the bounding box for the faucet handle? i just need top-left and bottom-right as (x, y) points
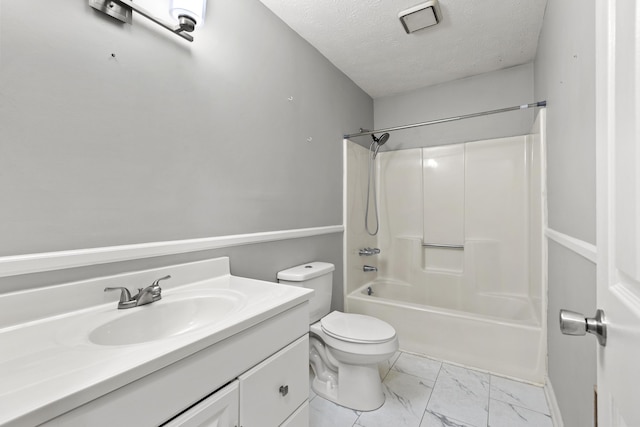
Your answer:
(359, 247), (381, 256)
(152, 275), (171, 288)
(104, 287), (137, 309)
(150, 275), (171, 297)
(104, 286), (132, 302)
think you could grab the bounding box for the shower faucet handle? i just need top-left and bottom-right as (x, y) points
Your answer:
(359, 247), (381, 256)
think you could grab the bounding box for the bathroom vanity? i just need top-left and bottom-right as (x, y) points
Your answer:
(0, 257), (312, 427)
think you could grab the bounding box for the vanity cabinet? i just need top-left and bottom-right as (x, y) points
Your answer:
(238, 334), (309, 427)
(165, 335), (309, 427)
(41, 303), (310, 427)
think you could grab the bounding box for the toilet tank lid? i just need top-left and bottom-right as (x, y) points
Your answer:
(277, 262), (335, 281)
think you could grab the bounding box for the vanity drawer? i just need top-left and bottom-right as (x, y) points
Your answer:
(163, 380), (239, 427)
(239, 335), (309, 427)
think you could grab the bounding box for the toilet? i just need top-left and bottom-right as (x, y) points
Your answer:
(277, 262), (398, 411)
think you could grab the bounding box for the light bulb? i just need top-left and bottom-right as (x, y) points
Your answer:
(170, 0), (206, 31)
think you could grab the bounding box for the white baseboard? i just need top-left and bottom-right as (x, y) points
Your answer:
(0, 225), (344, 278)
(545, 376), (565, 427)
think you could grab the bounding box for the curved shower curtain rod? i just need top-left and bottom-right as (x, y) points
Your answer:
(343, 101), (547, 139)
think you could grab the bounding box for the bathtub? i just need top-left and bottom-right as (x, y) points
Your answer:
(346, 280), (546, 383)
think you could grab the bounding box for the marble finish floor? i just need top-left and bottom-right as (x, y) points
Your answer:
(309, 352), (552, 427)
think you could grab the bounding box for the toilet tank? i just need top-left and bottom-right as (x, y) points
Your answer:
(277, 262), (335, 323)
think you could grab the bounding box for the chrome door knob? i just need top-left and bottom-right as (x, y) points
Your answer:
(559, 309), (607, 346)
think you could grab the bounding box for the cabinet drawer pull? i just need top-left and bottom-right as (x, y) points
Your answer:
(279, 385), (289, 396)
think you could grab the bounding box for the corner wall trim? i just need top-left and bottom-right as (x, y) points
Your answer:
(0, 225), (344, 278)
(544, 376), (565, 427)
(545, 228), (597, 264)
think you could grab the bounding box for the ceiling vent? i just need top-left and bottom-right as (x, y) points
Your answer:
(398, 0), (442, 34)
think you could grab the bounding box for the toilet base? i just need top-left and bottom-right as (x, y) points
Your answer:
(310, 361), (385, 411)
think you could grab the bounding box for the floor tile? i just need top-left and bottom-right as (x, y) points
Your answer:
(393, 353), (442, 382)
(420, 409), (479, 427)
(488, 399), (552, 427)
(490, 376), (549, 415)
(356, 370), (435, 427)
(379, 351), (401, 379)
(426, 364), (490, 427)
(311, 352), (556, 427)
(309, 395), (359, 427)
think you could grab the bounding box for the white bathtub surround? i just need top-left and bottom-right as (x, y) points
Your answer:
(344, 140), (380, 298)
(310, 351), (553, 427)
(344, 110), (547, 383)
(0, 257), (312, 426)
(422, 143), (465, 247)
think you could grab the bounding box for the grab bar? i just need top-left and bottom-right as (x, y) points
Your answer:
(422, 243), (464, 249)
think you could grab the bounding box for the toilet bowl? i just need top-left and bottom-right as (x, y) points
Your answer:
(308, 311), (398, 411)
(277, 262), (399, 411)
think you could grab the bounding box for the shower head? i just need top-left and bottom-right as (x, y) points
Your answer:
(371, 133), (390, 158)
(371, 133), (390, 146)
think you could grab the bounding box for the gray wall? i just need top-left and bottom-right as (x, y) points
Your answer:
(372, 63), (535, 150)
(0, 0), (373, 306)
(534, 0), (597, 426)
(547, 241), (597, 427)
(0, 233), (346, 312)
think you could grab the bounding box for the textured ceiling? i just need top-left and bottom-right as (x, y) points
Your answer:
(258, 0), (548, 98)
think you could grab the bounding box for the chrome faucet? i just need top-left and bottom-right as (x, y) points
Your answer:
(359, 247), (381, 256)
(136, 275), (170, 305)
(103, 286), (137, 309)
(363, 265), (378, 272)
(104, 275), (171, 309)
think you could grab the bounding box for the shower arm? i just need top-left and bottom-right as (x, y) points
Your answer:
(344, 101), (546, 139)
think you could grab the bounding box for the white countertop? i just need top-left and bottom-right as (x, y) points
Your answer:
(0, 257), (312, 426)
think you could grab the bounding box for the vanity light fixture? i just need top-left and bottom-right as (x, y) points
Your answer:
(89, 0), (207, 42)
(398, 0), (442, 34)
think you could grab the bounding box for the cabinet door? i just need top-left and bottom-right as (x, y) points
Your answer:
(239, 335), (309, 427)
(163, 380), (239, 427)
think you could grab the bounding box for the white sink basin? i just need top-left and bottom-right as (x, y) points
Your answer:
(89, 291), (246, 346)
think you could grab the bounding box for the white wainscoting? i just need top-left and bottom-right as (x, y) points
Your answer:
(545, 228), (597, 264)
(0, 226), (344, 278)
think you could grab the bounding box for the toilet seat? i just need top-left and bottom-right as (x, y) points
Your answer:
(320, 311), (396, 344)
(310, 313), (398, 364)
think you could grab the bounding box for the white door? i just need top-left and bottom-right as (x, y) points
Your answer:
(596, 0), (640, 425)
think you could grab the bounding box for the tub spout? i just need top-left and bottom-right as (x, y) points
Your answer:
(359, 247), (381, 256)
(363, 265), (378, 272)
